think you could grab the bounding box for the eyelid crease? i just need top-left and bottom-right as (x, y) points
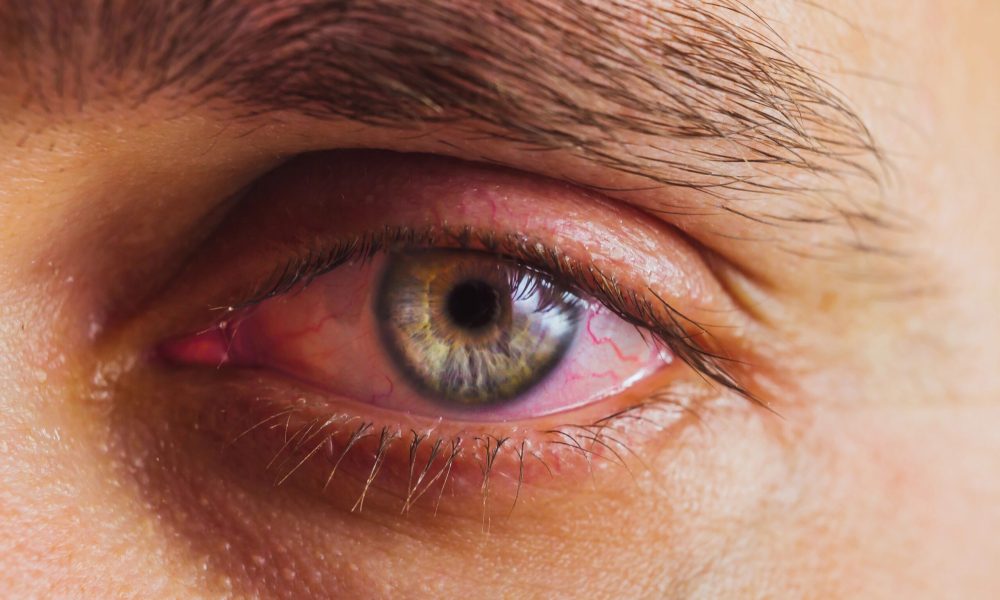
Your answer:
(222, 224), (758, 407)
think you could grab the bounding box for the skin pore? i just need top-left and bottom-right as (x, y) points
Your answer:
(1, 0), (999, 598)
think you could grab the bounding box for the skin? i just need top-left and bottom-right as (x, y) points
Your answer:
(1, 0), (999, 598)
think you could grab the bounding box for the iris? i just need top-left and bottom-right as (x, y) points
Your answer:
(375, 250), (582, 407)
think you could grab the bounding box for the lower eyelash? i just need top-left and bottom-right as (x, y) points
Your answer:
(216, 387), (700, 522)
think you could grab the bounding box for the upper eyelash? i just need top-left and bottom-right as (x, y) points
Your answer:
(225, 224), (756, 404)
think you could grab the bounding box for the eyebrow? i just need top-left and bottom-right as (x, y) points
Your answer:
(4, 0), (891, 234)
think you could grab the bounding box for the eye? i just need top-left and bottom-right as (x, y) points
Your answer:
(161, 248), (669, 421)
(376, 250), (602, 410)
(145, 150), (752, 513)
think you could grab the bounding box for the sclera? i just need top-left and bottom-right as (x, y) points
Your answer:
(161, 253), (671, 422)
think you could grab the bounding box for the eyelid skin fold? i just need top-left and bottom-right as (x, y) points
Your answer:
(195, 150), (752, 396)
(142, 150), (760, 516)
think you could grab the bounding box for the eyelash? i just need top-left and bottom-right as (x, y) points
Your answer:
(232, 388), (700, 522)
(192, 223), (754, 517)
(229, 224), (752, 403)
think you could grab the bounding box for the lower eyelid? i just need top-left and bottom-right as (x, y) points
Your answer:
(176, 368), (702, 516)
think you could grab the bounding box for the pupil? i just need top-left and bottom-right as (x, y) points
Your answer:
(446, 279), (501, 330)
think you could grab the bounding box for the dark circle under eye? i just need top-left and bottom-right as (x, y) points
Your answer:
(445, 279), (502, 331)
(375, 250), (582, 408)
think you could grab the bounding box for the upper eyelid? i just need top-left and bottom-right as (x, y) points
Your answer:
(140, 150), (766, 412)
(242, 225), (653, 318)
(227, 224), (757, 406)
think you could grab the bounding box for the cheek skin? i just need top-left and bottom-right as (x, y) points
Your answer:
(100, 368), (763, 597)
(100, 365), (999, 599)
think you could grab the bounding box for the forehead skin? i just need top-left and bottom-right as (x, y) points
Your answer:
(0, 0), (999, 598)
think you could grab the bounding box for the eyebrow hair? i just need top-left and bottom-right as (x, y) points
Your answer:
(2, 0), (893, 237)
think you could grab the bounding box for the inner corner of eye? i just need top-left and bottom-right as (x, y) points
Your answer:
(161, 246), (670, 421)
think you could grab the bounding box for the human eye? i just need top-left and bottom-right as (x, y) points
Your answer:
(163, 246), (670, 421)
(126, 150), (757, 517)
